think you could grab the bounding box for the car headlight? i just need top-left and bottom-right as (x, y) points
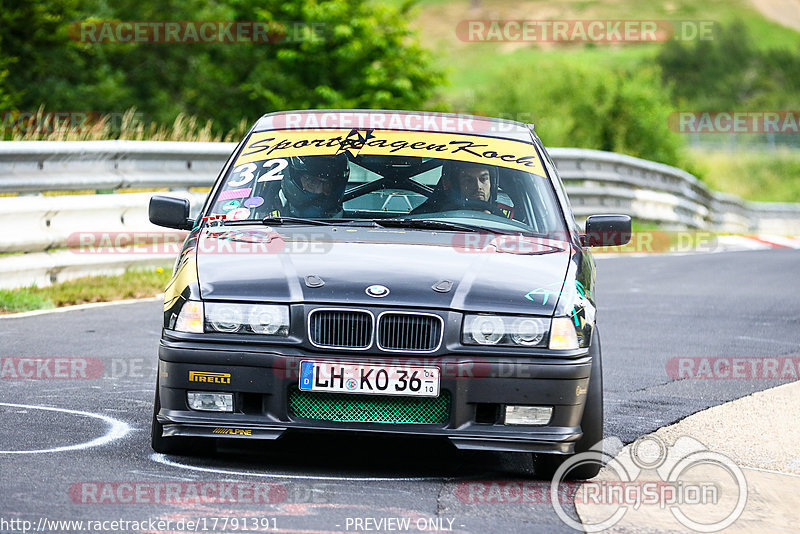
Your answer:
(207, 303), (244, 333)
(510, 317), (547, 346)
(171, 300), (290, 335)
(463, 315), (548, 347)
(247, 305), (288, 335)
(205, 303), (289, 335)
(465, 315), (505, 345)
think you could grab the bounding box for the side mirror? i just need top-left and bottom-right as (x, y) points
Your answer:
(149, 195), (192, 230)
(584, 215), (632, 247)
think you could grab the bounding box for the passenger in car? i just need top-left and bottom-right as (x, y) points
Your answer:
(261, 154), (351, 218)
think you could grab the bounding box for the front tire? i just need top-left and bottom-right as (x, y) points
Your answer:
(531, 330), (603, 480)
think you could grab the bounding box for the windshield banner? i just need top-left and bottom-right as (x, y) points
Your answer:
(234, 129), (545, 176)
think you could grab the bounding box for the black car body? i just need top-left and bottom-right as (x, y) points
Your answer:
(149, 110), (630, 478)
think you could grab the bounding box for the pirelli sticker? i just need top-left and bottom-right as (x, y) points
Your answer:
(188, 371), (231, 384)
(234, 129), (545, 176)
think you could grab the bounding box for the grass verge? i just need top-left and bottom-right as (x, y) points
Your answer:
(687, 148), (800, 202)
(0, 266), (172, 314)
(4, 108), (248, 142)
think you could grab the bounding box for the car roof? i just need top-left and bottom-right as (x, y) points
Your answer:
(253, 109), (536, 142)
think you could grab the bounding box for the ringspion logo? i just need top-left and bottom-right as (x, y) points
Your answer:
(550, 436), (747, 532)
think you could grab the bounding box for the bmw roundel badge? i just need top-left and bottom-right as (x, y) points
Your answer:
(366, 284), (390, 297)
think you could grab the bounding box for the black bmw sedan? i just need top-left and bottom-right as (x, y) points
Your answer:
(148, 110), (630, 479)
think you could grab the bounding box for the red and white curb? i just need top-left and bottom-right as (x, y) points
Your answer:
(715, 234), (800, 250)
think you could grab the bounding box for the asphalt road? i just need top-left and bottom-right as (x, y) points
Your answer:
(1, 249), (798, 534)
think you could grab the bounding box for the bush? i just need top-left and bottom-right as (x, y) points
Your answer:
(0, 0), (443, 133)
(472, 60), (684, 167)
(657, 20), (800, 109)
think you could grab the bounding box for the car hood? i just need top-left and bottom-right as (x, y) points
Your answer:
(196, 226), (573, 315)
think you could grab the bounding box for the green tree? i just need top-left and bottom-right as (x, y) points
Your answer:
(473, 62), (683, 166)
(0, 34), (15, 111)
(0, 0), (443, 133)
(0, 0), (127, 112)
(657, 20), (800, 109)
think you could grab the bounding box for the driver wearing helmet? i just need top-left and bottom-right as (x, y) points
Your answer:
(265, 154), (350, 218)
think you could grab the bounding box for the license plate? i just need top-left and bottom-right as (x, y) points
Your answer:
(298, 360), (440, 397)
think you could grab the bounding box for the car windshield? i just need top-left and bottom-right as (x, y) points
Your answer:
(206, 128), (566, 234)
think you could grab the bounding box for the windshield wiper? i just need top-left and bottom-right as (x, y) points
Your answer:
(370, 218), (509, 233)
(223, 216), (521, 234)
(327, 219), (382, 227)
(218, 216), (334, 226)
(261, 216), (335, 226)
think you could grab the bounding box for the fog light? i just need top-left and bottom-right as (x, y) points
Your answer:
(187, 392), (233, 412)
(504, 405), (552, 426)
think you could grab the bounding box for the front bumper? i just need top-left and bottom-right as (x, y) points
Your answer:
(156, 340), (594, 454)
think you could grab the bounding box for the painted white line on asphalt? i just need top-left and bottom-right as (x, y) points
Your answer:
(0, 403), (131, 454)
(0, 296), (162, 319)
(736, 335), (800, 347)
(150, 453), (454, 482)
(742, 465), (800, 479)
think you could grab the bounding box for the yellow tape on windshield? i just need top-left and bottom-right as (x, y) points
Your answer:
(234, 129), (545, 176)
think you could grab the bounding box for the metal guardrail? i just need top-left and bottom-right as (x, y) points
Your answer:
(2, 140), (799, 232)
(551, 148), (800, 234)
(0, 140), (232, 193)
(1, 140), (799, 289)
